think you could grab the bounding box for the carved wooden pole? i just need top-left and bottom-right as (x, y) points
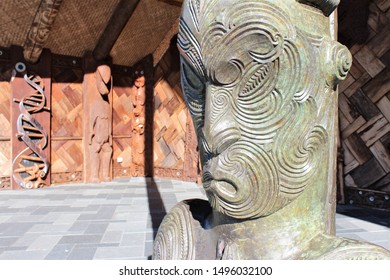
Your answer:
(23, 0), (63, 64)
(10, 45), (51, 189)
(82, 53), (113, 183)
(93, 0), (141, 61)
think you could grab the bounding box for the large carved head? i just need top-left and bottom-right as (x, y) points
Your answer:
(178, 0), (351, 219)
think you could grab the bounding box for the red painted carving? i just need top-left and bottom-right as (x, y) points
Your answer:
(131, 73), (146, 167)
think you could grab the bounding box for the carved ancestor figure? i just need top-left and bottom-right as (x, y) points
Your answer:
(153, 0), (390, 259)
(131, 71), (146, 167)
(88, 65), (113, 183)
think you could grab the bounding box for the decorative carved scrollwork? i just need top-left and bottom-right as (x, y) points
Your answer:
(154, 0), (390, 260)
(12, 69), (50, 189)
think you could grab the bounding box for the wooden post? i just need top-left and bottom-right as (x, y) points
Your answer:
(10, 45), (51, 189)
(82, 53), (113, 183)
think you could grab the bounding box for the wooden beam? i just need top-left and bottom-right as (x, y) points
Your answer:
(157, 0), (183, 7)
(92, 0), (141, 61)
(23, 0), (63, 64)
(153, 18), (179, 67)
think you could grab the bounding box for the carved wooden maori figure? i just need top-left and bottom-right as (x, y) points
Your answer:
(86, 65), (113, 183)
(153, 0), (390, 259)
(131, 71), (146, 167)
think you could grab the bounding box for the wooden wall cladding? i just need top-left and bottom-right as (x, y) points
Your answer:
(0, 78), (12, 188)
(338, 0), (390, 209)
(0, 81), (11, 179)
(51, 58), (84, 184)
(112, 76), (133, 178)
(153, 79), (187, 170)
(0, 49), (12, 189)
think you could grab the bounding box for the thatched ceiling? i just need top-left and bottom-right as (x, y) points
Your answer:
(0, 0), (182, 66)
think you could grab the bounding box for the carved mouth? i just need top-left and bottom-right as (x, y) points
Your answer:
(202, 161), (239, 196)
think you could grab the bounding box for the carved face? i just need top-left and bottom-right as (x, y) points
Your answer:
(178, 0), (351, 219)
(96, 65), (112, 96)
(134, 75), (145, 88)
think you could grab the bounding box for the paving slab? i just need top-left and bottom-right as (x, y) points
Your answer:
(0, 178), (388, 260)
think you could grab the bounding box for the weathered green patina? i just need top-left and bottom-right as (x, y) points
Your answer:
(153, 0), (390, 259)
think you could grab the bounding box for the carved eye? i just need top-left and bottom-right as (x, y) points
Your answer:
(182, 64), (204, 90)
(212, 59), (243, 86)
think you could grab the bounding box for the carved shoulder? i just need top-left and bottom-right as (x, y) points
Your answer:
(153, 199), (213, 260)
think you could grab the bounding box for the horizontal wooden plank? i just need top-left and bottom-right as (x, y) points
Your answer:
(341, 116), (366, 139)
(338, 93), (360, 123)
(374, 0), (390, 12)
(358, 117), (390, 147)
(367, 23), (390, 57)
(349, 89), (380, 120)
(354, 45), (386, 77)
(362, 69), (390, 103)
(376, 96), (390, 122)
(350, 157), (386, 188)
(343, 72), (371, 98)
(370, 141), (390, 173)
(344, 133), (372, 164)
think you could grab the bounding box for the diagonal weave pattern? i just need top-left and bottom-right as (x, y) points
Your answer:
(153, 79), (187, 170)
(51, 66), (84, 178)
(339, 1), (390, 208)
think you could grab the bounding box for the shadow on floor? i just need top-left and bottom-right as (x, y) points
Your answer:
(146, 177), (167, 237)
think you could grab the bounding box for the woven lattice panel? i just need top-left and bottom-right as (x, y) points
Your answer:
(111, 0), (181, 66)
(153, 79), (187, 170)
(0, 78), (12, 177)
(0, 141), (11, 177)
(0, 0), (40, 48)
(51, 68), (83, 137)
(112, 138), (132, 177)
(339, 1), (390, 206)
(113, 77), (133, 136)
(0, 81), (11, 138)
(51, 66), (84, 176)
(51, 140), (83, 173)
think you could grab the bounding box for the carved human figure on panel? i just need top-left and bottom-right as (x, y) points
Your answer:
(153, 0), (390, 260)
(131, 70), (146, 167)
(88, 65), (113, 183)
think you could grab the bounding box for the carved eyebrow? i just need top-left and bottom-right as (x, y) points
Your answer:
(177, 17), (207, 78)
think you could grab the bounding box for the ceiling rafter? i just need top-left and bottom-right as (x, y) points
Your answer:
(23, 0), (64, 64)
(157, 0), (184, 7)
(92, 0), (141, 62)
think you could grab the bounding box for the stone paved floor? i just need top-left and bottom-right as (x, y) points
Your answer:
(0, 177), (388, 260)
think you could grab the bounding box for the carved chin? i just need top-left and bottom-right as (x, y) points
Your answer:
(202, 141), (284, 220)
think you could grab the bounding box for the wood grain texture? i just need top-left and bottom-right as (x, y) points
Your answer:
(338, 1), (390, 209)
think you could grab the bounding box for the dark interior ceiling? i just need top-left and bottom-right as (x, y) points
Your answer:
(0, 0), (183, 66)
(0, 0), (371, 67)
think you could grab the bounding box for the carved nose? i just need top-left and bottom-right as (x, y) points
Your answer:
(208, 118), (241, 155)
(203, 85), (241, 155)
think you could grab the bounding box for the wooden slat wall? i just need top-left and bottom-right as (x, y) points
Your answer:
(0, 46), (199, 188)
(51, 59), (84, 184)
(112, 75), (133, 178)
(339, 0), (390, 209)
(153, 79), (187, 170)
(1, 50), (13, 189)
(0, 75), (11, 189)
